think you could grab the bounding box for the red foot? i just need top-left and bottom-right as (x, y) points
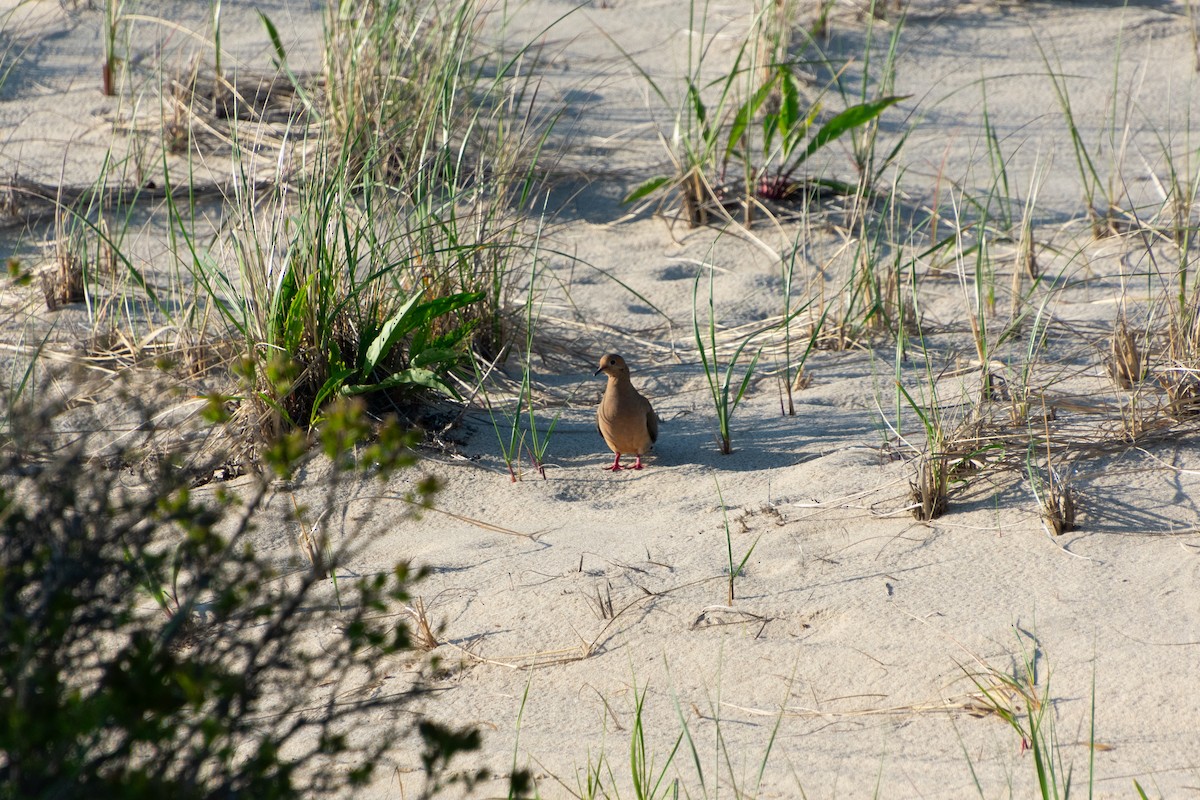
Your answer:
(631, 456), (644, 470)
(604, 453), (624, 471)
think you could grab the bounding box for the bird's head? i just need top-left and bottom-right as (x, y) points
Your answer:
(594, 353), (629, 379)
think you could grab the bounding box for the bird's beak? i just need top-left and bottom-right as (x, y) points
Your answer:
(593, 366), (604, 376)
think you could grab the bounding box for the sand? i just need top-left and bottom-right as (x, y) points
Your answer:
(4, 0), (1200, 797)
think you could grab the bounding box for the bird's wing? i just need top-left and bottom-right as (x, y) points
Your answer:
(646, 404), (659, 444)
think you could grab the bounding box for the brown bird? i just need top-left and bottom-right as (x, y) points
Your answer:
(594, 353), (658, 471)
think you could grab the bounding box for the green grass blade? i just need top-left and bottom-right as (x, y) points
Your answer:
(258, 9), (286, 68)
(624, 176), (672, 205)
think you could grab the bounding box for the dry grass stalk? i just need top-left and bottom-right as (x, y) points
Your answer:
(588, 581), (615, 621)
(1032, 404), (1077, 536)
(790, 366), (811, 392)
(40, 258), (84, 310)
(1159, 366), (1200, 417)
(682, 167), (710, 228)
(96, 215), (118, 277)
(42, 212), (86, 310)
(166, 76), (193, 155)
(1090, 205), (1125, 239)
(1161, 304), (1200, 416)
(1106, 317), (1145, 390)
(1040, 466), (1077, 536)
(291, 494), (330, 580)
(406, 598), (440, 651)
(723, 691), (1016, 721)
(910, 452), (949, 521)
(964, 666), (1037, 722)
(296, 522), (329, 580)
(1020, 229), (1038, 280)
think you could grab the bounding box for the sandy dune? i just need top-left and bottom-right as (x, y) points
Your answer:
(5, 0), (1200, 797)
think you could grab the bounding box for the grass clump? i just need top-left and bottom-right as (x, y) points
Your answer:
(161, 0), (557, 443)
(216, 157), (487, 435)
(963, 631), (1095, 800)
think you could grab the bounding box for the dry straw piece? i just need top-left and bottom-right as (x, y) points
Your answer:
(42, 207), (86, 310)
(1106, 317), (1145, 390)
(40, 253), (84, 310)
(405, 598), (440, 651)
(910, 453), (949, 521)
(1039, 466), (1077, 537)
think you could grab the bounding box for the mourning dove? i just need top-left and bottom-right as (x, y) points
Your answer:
(594, 353), (658, 471)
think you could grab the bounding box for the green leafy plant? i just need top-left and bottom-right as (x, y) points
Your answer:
(0, 389), (499, 799)
(622, 5), (905, 227)
(331, 286), (485, 402)
(735, 63), (905, 203)
(206, 161), (486, 431)
(618, 0), (766, 227)
(130, 0), (558, 446)
(693, 267), (763, 455)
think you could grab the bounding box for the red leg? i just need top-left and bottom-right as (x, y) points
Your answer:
(631, 455), (644, 470)
(604, 452), (624, 471)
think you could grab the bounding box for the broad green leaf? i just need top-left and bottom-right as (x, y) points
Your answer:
(795, 95), (908, 167)
(410, 347), (461, 369)
(762, 111), (780, 160)
(402, 291), (484, 337)
(311, 365), (357, 424)
(778, 66), (800, 142)
(398, 291), (482, 364)
(282, 274), (310, 353)
(362, 291), (425, 375)
(427, 317), (477, 351)
(622, 175), (671, 205)
(777, 84), (816, 159)
(727, 76), (778, 164)
(783, 95), (819, 161)
(343, 367), (458, 399)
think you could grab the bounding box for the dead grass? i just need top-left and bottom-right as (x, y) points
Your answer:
(406, 597), (441, 651)
(1106, 316), (1146, 391)
(1039, 465), (1077, 537)
(910, 452), (949, 521)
